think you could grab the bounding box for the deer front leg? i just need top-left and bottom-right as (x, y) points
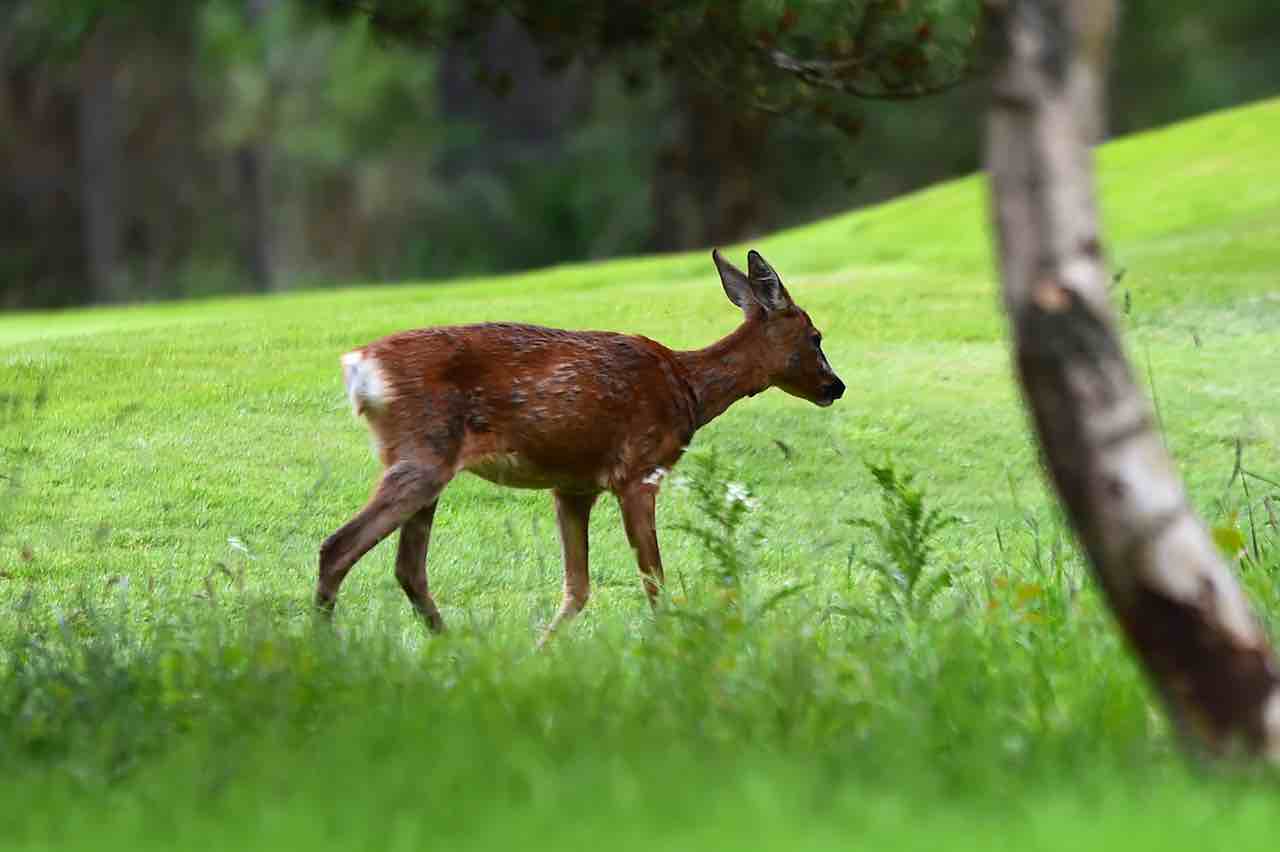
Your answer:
(541, 491), (599, 644)
(619, 485), (664, 609)
(316, 461), (449, 617)
(395, 502), (445, 633)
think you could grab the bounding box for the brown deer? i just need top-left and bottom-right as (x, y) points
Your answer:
(317, 249), (844, 637)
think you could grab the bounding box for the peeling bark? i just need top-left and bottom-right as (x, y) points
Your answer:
(985, 0), (1280, 758)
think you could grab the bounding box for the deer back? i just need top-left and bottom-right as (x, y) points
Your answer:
(343, 323), (698, 493)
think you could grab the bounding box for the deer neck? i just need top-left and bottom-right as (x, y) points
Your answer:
(676, 320), (771, 430)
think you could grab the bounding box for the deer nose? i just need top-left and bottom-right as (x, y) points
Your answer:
(823, 378), (845, 401)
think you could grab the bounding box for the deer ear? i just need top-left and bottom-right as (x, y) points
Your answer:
(712, 249), (756, 314)
(747, 250), (792, 312)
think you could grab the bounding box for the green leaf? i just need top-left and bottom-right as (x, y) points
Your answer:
(752, 582), (812, 620)
(1212, 524), (1246, 559)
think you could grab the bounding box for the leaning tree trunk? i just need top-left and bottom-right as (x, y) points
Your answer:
(985, 0), (1280, 758)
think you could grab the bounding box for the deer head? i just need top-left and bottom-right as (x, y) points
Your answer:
(712, 248), (845, 407)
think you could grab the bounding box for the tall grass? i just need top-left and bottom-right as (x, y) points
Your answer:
(6, 450), (1280, 849)
(0, 460), (1153, 806)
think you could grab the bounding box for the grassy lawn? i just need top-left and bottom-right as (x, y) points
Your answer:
(3, 98), (1280, 849)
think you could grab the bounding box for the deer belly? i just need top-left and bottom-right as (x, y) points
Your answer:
(463, 452), (596, 491)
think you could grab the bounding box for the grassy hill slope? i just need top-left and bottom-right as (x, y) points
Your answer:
(5, 98), (1279, 624)
(3, 98), (1280, 850)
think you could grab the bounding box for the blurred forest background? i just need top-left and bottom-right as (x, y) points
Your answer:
(2, 0), (1278, 310)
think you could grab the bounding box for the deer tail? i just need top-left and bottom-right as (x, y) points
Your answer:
(341, 350), (390, 418)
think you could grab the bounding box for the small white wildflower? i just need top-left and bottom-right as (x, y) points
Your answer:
(724, 481), (759, 510)
(642, 467), (668, 486)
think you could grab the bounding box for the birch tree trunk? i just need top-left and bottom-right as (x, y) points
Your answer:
(985, 0), (1280, 758)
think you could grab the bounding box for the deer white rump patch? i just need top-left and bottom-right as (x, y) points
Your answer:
(342, 350), (391, 416)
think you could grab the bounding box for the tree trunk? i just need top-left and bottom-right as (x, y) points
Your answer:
(78, 19), (123, 303)
(238, 0), (274, 292)
(436, 12), (590, 171)
(985, 0), (1280, 758)
(237, 143), (272, 292)
(650, 78), (771, 252)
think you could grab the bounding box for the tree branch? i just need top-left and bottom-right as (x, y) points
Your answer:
(765, 47), (977, 101)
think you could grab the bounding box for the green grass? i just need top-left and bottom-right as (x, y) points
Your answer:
(4, 98), (1280, 849)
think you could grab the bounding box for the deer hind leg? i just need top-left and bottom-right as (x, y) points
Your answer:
(540, 490), (599, 644)
(619, 485), (664, 609)
(316, 461), (450, 617)
(395, 502), (445, 632)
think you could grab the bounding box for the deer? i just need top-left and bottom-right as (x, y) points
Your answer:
(316, 248), (844, 639)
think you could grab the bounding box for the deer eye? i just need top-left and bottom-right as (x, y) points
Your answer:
(810, 333), (822, 347)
